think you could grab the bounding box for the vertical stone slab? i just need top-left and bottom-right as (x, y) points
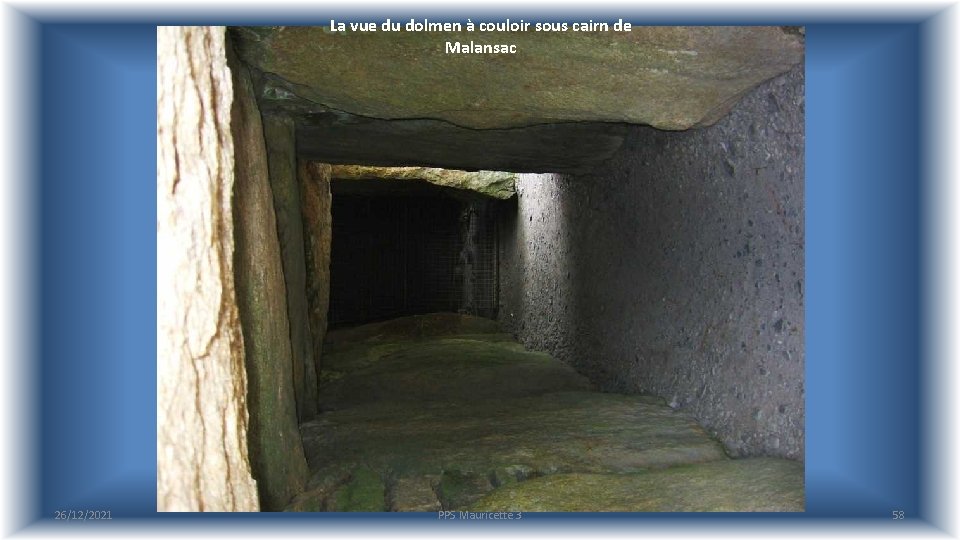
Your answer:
(157, 26), (259, 511)
(263, 115), (318, 421)
(228, 43), (308, 510)
(298, 161), (333, 379)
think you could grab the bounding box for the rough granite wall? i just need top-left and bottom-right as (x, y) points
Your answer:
(157, 25), (259, 512)
(298, 161), (333, 377)
(500, 65), (804, 460)
(264, 115), (318, 422)
(228, 43), (309, 510)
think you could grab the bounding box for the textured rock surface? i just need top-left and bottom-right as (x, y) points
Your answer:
(289, 314), (804, 512)
(471, 458), (804, 512)
(499, 65), (805, 459)
(324, 312), (502, 344)
(297, 115), (629, 174)
(229, 43), (309, 510)
(157, 25), (259, 512)
(231, 26), (802, 130)
(302, 390), (725, 486)
(263, 114), (318, 422)
(298, 161), (333, 383)
(318, 315), (593, 410)
(330, 165), (517, 199)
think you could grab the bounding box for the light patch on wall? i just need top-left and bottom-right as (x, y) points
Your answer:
(330, 165), (517, 199)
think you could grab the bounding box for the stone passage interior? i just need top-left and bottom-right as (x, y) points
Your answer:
(157, 25), (805, 512)
(291, 313), (802, 511)
(328, 179), (499, 326)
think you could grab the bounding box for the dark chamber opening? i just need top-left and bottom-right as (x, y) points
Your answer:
(328, 179), (499, 327)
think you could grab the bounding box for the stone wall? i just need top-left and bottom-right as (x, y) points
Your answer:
(264, 115), (318, 422)
(299, 161), (333, 377)
(499, 65), (805, 460)
(228, 42), (309, 510)
(157, 26), (259, 511)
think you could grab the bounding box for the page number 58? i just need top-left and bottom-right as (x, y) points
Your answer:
(892, 510), (905, 520)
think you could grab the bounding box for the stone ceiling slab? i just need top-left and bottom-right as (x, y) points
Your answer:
(330, 165), (517, 199)
(296, 112), (629, 174)
(232, 25), (803, 130)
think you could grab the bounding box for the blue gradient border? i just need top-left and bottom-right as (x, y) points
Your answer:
(806, 24), (921, 519)
(10, 8), (948, 536)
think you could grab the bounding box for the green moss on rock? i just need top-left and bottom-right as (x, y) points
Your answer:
(319, 336), (592, 409)
(470, 458), (804, 512)
(438, 470), (494, 510)
(331, 467), (386, 511)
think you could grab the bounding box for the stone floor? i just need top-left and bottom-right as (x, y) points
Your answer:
(287, 313), (804, 512)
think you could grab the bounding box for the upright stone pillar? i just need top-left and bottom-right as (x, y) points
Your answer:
(263, 115), (318, 421)
(229, 41), (309, 511)
(157, 25), (259, 512)
(298, 161), (333, 380)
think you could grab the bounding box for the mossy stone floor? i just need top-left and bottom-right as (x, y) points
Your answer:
(288, 313), (803, 512)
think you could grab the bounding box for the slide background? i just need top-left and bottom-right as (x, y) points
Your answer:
(1, 4), (955, 537)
